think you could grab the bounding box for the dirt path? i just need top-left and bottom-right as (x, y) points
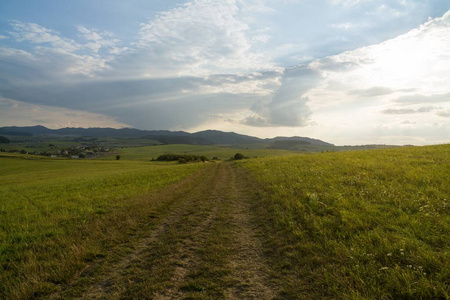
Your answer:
(55, 162), (277, 299)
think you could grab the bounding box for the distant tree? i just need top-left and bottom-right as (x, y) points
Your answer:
(157, 154), (208, 163)
(0, 136), (10, 144)
(234, 153), (244, 160)
(116, 155), (121, 160)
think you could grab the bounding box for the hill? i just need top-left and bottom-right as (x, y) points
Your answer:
(0, 125), (335, 150)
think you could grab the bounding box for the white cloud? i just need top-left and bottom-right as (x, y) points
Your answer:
(9, 21), (80, 52)
(283, 9), (450, 145)
(114, 0), (276, 78)
(307, 9), (450, 109)
(331, 22), (357, 30)
(329, 0), (372, 8)
(77, 26), (123, 54)
(0, 44), (109, 83)
(1, 22), (115, 80)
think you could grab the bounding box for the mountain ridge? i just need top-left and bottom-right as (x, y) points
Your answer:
(0, 125), (334, 147)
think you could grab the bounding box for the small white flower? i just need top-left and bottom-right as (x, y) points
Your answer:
(387, 253), (392, 256)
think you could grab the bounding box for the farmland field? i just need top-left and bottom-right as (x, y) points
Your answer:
(115, 144), (298, 161)
(0, 144), (449, 299)
(0, 155), (206, 298)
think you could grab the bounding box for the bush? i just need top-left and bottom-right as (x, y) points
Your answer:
(234, 153), (244, 160)
(116, 155), (121, 160)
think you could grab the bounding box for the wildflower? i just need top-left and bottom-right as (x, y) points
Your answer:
(387, 253), (392, 256)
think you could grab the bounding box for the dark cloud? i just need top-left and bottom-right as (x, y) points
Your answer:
(313, 57), (360, 72)
(382, 106), (436, 114)
(240, 115), (270, 127)
(0, 76), (263, 130)
(393, 93), (450, 105)
(104, 92), (256, 130)
(349, 86), (393, 97)
(239, 67), (320, 128)
(266, 66), (320, 126)
(382, 108), (416, 114)
(436, 109), (450, 117)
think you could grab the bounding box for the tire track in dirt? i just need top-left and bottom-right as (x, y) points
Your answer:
(151, 161), (232, 299)
(223, 163), (277, 299)
(75, 164), (221, 299)
(54, 162), (278, 299)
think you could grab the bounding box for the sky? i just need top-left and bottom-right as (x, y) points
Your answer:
(0, 0), (449, 145)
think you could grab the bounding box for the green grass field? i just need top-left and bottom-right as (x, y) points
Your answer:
(1, 144), (449, 299)
(0, 155), (206, 298)
(238, 144), (450, 299)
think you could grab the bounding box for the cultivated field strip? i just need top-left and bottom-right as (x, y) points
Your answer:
(54, 162), (277, 299)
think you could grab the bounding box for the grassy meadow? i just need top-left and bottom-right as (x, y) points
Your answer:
(0, 154), (206, 298)
(238, 144), (450, 299)
(115, 144), (297, 161)
(1, 144), (449, 299)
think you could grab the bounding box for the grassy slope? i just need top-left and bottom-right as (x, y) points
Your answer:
(0, 155), (206, 298)
(238, 144), (450, 299)
(116, 144), (297, 161)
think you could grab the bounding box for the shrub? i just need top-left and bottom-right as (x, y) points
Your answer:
(234, 153), (244, 160)
(116, 155), (121, 160)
